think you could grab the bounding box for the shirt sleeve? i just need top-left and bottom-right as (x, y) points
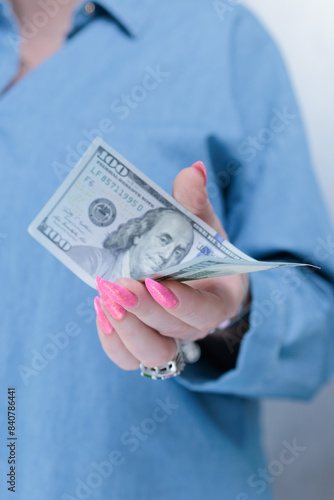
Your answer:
(176, 8), (334, 399)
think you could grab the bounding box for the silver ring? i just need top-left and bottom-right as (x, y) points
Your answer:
(140, 339), (186, 380)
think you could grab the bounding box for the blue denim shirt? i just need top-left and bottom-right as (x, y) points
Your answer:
(1, 1), (334, 499)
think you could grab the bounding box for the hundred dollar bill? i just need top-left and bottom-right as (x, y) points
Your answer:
(28, 137), (309, 288)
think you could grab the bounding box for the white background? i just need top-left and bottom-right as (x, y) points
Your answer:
(244, 1), (334, 499)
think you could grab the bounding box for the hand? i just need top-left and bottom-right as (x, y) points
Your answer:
(94, 162), (250, 371)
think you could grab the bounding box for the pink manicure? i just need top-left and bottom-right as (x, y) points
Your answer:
(145, 279), (179, 309)
(96, 276), (137, 307)
(100, 292), (126, 320)
(94, 297), (113, 334)
(191, 161), (207, 185)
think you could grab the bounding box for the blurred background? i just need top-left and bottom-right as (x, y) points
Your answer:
(244, 1), (334, 499)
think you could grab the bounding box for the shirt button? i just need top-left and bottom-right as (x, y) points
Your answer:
(84, 2), (95, 15)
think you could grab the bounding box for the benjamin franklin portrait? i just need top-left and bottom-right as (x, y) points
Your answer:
(68, 207), (194, 281)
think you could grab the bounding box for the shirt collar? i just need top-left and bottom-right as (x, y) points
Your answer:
(92, 0), (155, 36)
(0, 0), (154, 37)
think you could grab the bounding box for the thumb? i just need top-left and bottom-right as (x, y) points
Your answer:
(172, 162), (228, 239)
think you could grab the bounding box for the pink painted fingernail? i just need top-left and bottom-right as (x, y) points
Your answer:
(145, 279), (179, 309)
(100, 292), (126, 320)
(94, 297), (113, 334)
(96, 276), (137, 307)
(191, 161), (207, 185)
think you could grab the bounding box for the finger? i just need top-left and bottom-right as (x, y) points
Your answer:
(96, 319), (140, 370)
(172, 163), (228, 239)
(97, 277), (204, 340)
(145, 278), (240, 332)
(94, 296), (113, 334)
(100, 301), (178, 368)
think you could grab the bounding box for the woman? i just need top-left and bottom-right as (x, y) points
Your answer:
(1, 1), (334, 499)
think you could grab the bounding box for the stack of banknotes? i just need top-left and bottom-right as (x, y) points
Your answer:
(28, 137), (310, 288)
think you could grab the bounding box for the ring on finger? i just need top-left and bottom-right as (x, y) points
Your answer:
(139, 339), (201, 380)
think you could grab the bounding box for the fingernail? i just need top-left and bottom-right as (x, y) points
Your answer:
(100, 292), (126, 320)
(94, 297), (113, 334)
(96, 276), (137, 307)
(145, 279), (179, 309)
(191, 161), (207, 185)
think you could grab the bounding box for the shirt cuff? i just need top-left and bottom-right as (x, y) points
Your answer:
(175, 267), (332, 399)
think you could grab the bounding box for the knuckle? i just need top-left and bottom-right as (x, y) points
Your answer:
(199, 319), (216, 332)
(108, 342), (124, 358)
(180, 308), (202, 326)
(158, 325), (199, 340)
(142, 343), (176, 368)
(190, 188), (208, 215)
